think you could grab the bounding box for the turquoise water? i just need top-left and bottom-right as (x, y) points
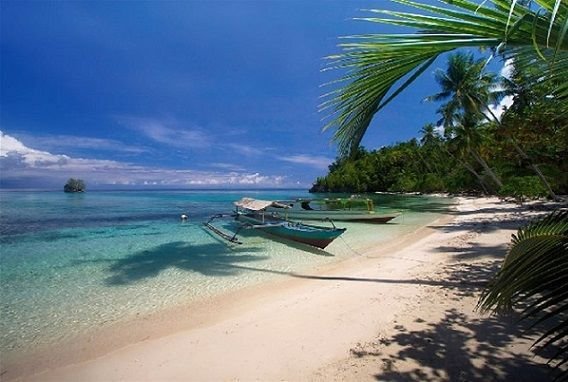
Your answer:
(0, 190), (452, 361)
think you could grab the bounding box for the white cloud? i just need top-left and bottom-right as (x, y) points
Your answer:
(487, 95), (514, 121)
(483, 60), (515, 121)
(117, 116), (211, 149)
(224, 143), (261, 157)
(500, 59), (514, 79)
(0, 131), (286, 188)
(209, 162), (246, 171)
(279, 154), (331, 170)
(13, 133), (147, 154)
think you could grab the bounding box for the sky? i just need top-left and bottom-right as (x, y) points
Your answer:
(0, 0), (498, 190)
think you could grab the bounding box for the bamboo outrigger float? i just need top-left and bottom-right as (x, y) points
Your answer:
(203, 198), (346, 249)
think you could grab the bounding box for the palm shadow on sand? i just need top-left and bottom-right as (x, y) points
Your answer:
(101, 241), (268, 286)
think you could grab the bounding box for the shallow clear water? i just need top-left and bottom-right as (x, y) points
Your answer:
(0, 190), (452, 358)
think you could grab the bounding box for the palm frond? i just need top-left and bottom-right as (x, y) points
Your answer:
(479, 209), (568, 378)
(323, 0), (568, 154)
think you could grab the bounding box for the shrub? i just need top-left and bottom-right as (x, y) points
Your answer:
(499, 176), (548, 202)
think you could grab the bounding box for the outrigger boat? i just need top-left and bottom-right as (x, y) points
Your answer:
(203, 197), (346, 249)
(265, 197), (400, 223)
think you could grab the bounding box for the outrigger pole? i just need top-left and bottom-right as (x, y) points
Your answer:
(203, 214), (243, 245)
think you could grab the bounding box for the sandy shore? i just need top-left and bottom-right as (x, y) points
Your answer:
(12, 197), (559, 381)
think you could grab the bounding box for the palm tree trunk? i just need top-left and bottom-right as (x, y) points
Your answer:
(442, 145), (490, 194)
(469, 149), (504, 189)
(462, 161), (490, 194)
(483, 106), (557, 199)
(508, 137), (558, 200)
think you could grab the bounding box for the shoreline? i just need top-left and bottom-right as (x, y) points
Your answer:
(2, 204), (449, 382)
(6, 196), (560, 381)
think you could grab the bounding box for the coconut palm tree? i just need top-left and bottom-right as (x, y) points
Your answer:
(426, 52), (504, 189)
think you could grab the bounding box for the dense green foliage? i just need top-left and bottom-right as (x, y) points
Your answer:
(311, 117), (567, 196)
(64, 178), (86, 193)
(312, 52), (567, 197)
(321, 0), (568, 155)
(311, 81), (567, 196)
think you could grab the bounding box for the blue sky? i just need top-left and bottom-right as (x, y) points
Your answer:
(1, 1), (454, 189)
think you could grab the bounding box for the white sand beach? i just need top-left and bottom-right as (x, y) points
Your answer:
(13, 196), (559, 381)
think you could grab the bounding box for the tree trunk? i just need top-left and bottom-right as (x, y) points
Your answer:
(508, 137), (558, 200)
(469, 149), (504, 189)
(462, 161), (490, 194)
(483, 105), (557, 199)
(442, 146), (490, 193)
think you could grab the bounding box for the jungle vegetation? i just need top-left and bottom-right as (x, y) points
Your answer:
(311, 53), (567, 198)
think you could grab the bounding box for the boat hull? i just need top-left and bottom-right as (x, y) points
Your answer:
(236, 213), (345, 249)
(265, 208), (399, 223)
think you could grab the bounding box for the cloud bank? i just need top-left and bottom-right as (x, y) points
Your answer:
(0, 131), (286, 188)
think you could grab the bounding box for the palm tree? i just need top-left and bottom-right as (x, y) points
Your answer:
(497, 59), (560, 199)
(420, 123), (491, 193)
(426, 52), (504, 189)
(427, 52), (503, 117)
(322, 0), (568, 155)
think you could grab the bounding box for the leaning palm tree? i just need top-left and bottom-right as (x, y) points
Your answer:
(322, 0), (568, 155)
(427, 52), (504, 189)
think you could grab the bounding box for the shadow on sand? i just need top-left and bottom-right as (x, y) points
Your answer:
(367, 307), (554, 382)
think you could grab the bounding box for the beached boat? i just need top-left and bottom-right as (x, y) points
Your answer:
(265, 197), (399, 223)
(204, 198), (346, 249)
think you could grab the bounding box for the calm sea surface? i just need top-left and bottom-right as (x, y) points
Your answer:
(0, 189), (453, 360)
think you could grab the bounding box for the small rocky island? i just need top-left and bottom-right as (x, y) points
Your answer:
(64, 178), (86, 193)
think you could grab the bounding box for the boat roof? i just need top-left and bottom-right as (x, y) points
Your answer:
(234, 197), (289, 211)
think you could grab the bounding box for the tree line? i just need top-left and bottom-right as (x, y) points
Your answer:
(311, 53), (567, 199)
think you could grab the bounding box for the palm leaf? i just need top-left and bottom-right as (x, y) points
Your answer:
(323, 0), (568, 155)
(479, 209), (568, 378)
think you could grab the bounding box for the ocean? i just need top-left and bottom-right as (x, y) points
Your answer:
(0, 189), (452, 364)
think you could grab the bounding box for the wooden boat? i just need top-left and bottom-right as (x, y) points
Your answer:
(266, 197), (399, 223)
(204, 198), (346, 249)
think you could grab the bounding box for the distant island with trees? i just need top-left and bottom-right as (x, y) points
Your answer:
(64, 178), (86, 193)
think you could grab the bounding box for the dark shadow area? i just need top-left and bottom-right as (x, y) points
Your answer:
(433, 243), (509, 261)
(434, 261), (502, 299)
(74, 241), (268, 286)
(429, 217), (528, 234)
(222, 263), (489, 292)
(370, 308), (554, 382)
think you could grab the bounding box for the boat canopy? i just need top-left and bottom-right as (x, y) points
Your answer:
(234, 197), (289, 211)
